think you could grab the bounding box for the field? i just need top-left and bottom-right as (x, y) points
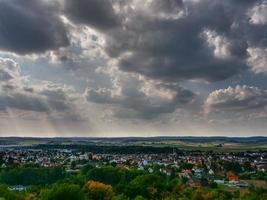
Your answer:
(1, 137), (267, 152)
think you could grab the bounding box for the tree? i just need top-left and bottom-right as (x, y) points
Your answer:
(86, 166), (142, 188)
(86, 167), (122, 186)
(0, 184), (23, 200)
(70, 161), (76, 169)
(0, 167), (65, 186)
(223, 161), (242, 174)
(126, 174), (165, 199)
(171, 183), (187, 198)
(40, 183), (84, 200)
(243, 161), (253, 172)
(85, 180), (114, 200)
(112, 194), (129, 200)
(242, 188), (267, 200)
(179, 162), (194, 170)
(80, 164), (94, 175)
(134, 196), (146, 200)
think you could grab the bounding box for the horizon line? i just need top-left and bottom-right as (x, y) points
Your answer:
(0, 135), (266, 139)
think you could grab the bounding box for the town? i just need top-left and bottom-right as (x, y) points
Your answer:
(1, 144), (267, 193)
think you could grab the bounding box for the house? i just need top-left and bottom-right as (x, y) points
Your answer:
(228, 175), (239, 182)
(214, 179), (224, 184)
(9, 185), (27, 192)
(228, 175), (240, 186)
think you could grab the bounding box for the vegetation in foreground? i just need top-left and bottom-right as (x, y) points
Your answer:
(0, 165), (266, 200)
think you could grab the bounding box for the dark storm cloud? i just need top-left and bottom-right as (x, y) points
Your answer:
(0, 0), (69, 54)
(1, 0), (265, 82)
(86, 83), (195, 119)
(63, 0), (119, 30)
(150, 0), (183, 13)
(83, 0), (267, 121)
(103, 0), (266, 82)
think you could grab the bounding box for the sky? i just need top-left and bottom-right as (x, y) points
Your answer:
(0, 0), (267, 137)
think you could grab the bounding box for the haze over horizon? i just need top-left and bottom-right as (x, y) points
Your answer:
(0, 0), (267, 137)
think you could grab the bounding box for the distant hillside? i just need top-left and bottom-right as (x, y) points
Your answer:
(0, 136), (267, 146)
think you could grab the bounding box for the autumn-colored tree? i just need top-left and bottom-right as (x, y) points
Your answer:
(86, 180), (112, 191)
(85, 180), (114, 200)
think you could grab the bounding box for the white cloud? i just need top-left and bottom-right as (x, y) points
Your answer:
(248, 1), (267, 25)
(247, 47), (267, 73)
(202, 29), (231, 59)
(0, 58), (21, 82)
(205, 85), (267, 114)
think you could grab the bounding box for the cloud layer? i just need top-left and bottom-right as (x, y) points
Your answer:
(0, 57), (81, 118)
(0, 0), (267, 136)
(0, 0), (69, 55)
(86, 76), (196, 119)
(102, 0), (266, 82)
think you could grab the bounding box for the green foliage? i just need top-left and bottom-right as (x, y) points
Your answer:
(166, 178), (182, 191)
(179, 162), (194, 170)
(80, 164), (94, 175)
(133, 196), (146, 200)
(209, 181), (218, 189)
(112, 194), (129, 200)
(241, 171), (267, 181)
(0, 165), (267, 200)
(0, 184), (23, 200)
(0, 167), (65, 186)
(222, 161), (242, 174)
(86, 167), (122, 186)
(40, 183), (84, 200)
(241, 188), (267, 200)
(126, 174), (165, 199)
(243, 161), (254, 172)
(37, 145), (181, 154)
(86, 166), (143, 189)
